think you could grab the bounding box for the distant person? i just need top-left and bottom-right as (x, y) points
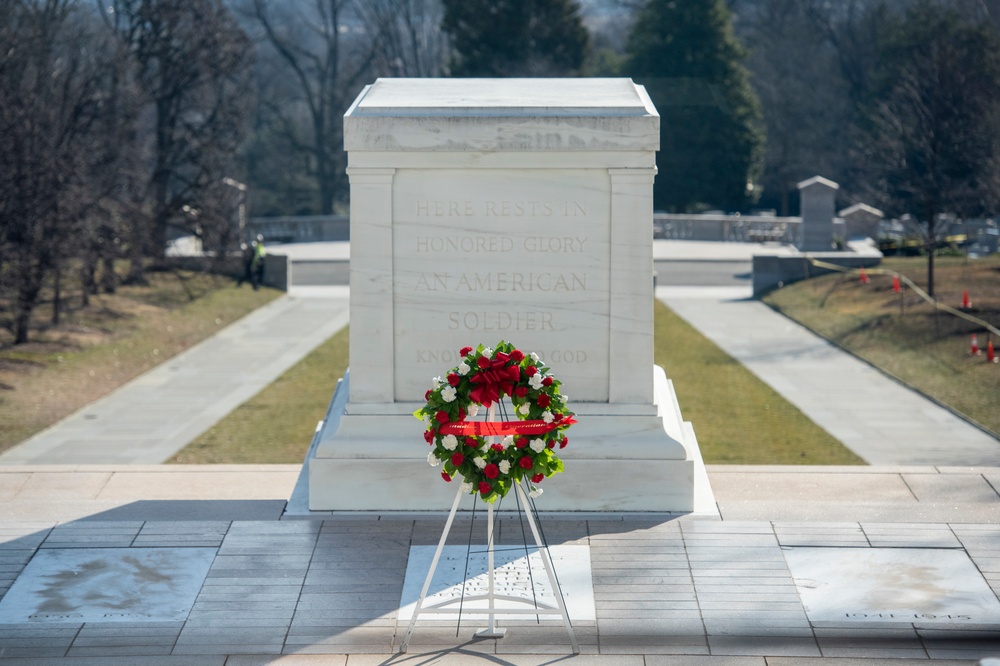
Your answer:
(250, 234), (266, 290)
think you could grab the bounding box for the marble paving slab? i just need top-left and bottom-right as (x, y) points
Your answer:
(0, 547), (216, 623)
(400, 545), (594, 622)
(784, 547), (1000, 624)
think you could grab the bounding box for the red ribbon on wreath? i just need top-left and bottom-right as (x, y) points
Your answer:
(468, 353), (520, 407)
(439, 416), (577, 437)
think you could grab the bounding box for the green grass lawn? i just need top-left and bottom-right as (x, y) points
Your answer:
(168, 325), (349, 464)
(0, 267), (280, 453)
(652, 300), (862, 465)
(169, 299), (863, 465)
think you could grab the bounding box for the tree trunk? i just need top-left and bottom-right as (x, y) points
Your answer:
(925, 203), (937, 298)
(123, 216), (148, 285)
(14, 282), (41, 345)
(81, 250), (97, 306)
(52, 265), (61, 326)
(101, 256), (117, 294)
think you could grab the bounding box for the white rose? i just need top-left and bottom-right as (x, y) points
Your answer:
(530, 352), (540, 362)
(427, 452), (441, 467)
(467, 404), (479, 417)
(517, 404), (531, 416)
(542, 411), (554, 424)
(528, 374), (543, 390)
(473, 457), (487, 469)
(423, 415), (430, 424)
(500, 435), (513, 449)
(529, 438), (545, 453)
(433, 376), (444, 387)
(458, 362), (471, 376)
(484, 347), (493, 356)
(499, 460), (511, 474)
(441, 434), (458, 451)
(558, 394), (568, 403)
(460, 482), (473, 494)
(441, 386), (457, 403)
(530, 487), (543, 498)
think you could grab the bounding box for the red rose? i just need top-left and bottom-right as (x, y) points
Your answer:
(484, 463), (499, 479)
(519, 456), (533, 469)
(525, 365), (538, 377)
(448, 373), (460, 387)
(441, 471), (451, 482)
(465, 437), (478, 448)
(559, 436), (568, 449)
(531, 473), (544, 483)
(491, 444), (504, 452)
(457, 407), (466, 421)
(537, 394), (551, 408)
(547, 440), (555, 449)
(451, 452), (464, 466)
(510, 350), (525, 362)
(425, 390), (432, 401)
(479, 481), (492, 495)
(477, 356), (490, 368)
(423, 430), (434, 444)
(515, 437), (529, 449)
(542, 377), (553, 387)
(460, 346), (473, 356)
(435, 410), (450, 424)
(513, 386), (528, 398)
(554, 413), (564, 422)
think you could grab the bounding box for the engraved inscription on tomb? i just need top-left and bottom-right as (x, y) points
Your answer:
(392, 169), (612, 401)
(415, 200), (588, 218)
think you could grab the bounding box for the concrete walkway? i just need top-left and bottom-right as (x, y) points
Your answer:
(1, 465), (1000, 662)
(0, 288), (350, 465)
(656, 285), (1000, 466)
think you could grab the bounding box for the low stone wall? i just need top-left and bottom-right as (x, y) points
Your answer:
(753, 250), (882, 297)
(247, 216), (349, 244)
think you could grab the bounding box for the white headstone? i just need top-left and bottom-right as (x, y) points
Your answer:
(798, 175), (839, 251)
(307, 78), (709, 512)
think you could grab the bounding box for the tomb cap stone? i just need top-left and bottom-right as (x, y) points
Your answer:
(344, 78), (659, 152)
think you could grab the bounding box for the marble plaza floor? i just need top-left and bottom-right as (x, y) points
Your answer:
(1, 464), (1000, 664)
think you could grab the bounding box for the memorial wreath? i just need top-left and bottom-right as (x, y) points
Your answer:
(416, 341), (576, 503)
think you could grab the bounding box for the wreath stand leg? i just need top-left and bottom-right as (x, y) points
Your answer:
(399, 486), (463, 654)
(398, 482), (579, 654)
(475, 498), (506, 638)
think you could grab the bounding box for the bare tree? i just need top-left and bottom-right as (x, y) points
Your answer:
(861, 2), (1000, 296)
(244, 0), (378, 216)
(740, 0), (852, 214)
(357, 0), (448, 77)
(103, 0), (254, 284)
(0, 0), (110, 343)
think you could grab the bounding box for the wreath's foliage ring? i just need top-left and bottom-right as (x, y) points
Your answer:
(416, 341), (575, 503)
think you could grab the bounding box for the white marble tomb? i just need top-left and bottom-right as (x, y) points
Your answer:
(307, 78), (712, 512)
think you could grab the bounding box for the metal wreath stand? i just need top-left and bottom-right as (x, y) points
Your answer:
(399, 402), (580, 654)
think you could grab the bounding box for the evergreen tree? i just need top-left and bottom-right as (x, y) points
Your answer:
(624, 0), (764, 212)
(442, 0), (589, 77)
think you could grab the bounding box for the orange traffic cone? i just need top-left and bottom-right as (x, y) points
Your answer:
(859, 267), (870, 284)
(962, 290), (971, 309)
(971, 334), (981, 356)
(892, 275), (902, 293)
(988, 340), (996, 363)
